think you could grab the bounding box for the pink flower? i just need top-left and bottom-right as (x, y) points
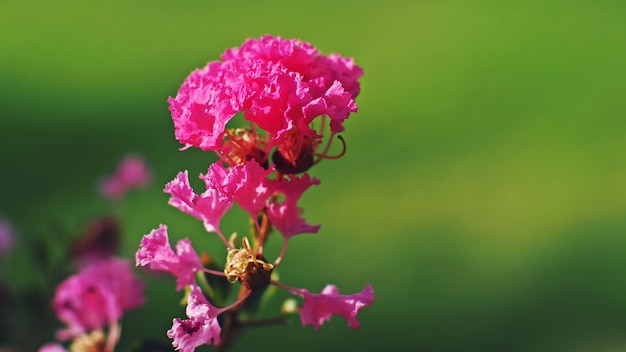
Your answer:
(100, 154), (151, 199)
(204, 160), (275, 218)
(168, 35), (362, 151)
(294, 283), (374, 330)
(136, 224), (204, 290)
(0, 218), (16, 255)
(144, 36), (371, 349)
(267, 173), (321, 239)
(164, 171), (233, 234)
(52, 258), (145, 340)
(167, 285), (224, 351)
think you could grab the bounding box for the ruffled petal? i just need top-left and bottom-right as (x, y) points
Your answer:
(298, 283), (374, 330)
(136, 225), (203, 290)
(167, 285), (223, 351)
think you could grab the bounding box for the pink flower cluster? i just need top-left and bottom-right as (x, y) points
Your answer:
(137, 36), (373, 351)
(170, 35), (361, 153)
(51, 258), (145, 341)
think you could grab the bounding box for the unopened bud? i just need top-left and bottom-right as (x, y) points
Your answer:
(282, 298), (299, 314)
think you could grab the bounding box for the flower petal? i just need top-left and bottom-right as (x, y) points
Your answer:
(136, 225), (203, 290)
(298, 283), (374, 330)
(167, 285), (223, 351)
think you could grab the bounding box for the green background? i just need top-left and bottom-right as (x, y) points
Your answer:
(2, 0), (626, 351)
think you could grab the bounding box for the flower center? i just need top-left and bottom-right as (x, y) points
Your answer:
(220, 127), (268, 168)
(224, 237), (274, 290)
(272, 128), (317, 174)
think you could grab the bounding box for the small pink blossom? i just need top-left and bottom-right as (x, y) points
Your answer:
(204, 160), (275, 218)
(100, 154), (151, 199)
(142, 36), (371, 349)
(136, 224), (204, 290)
(0, 218), (16, 254)
(164, 171), (233, 234)
(167, 285), (223, 351)
(295, 283), (374, 330)
(52, 258), (145, 340)
(267, 173), (321, 239)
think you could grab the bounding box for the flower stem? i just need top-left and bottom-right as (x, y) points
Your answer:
(273, 238), (289, 266)
(215, 287), (251, 352)
(256, 210), (271, 256)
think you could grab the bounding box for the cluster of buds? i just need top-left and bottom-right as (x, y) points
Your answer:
(136, 35), (374, 352)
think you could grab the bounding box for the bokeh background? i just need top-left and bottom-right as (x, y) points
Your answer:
(2, 0), (626, 351)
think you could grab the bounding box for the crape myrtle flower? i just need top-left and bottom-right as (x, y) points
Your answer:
(136, 224), (209, 291)
(169, 35), (362, 174)
(99, 154), (151, 199)
(52, 257), (144, 348)
(167, 285), (231, 351)
(139, 35), (372, 351)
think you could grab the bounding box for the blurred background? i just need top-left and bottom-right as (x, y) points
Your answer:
(2, 0), (626, 351)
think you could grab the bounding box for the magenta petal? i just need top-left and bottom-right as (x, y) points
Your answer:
(323, 80), (358, 132)
(308, 53), (363, 98)
(207, 160), (275, 217)
(136, 225), (203, 290)
(167, 285), (223, 351)
(299, 283), (374, 330)
(266, 203), (320, 240)
(267, 173), (320, 239)
(169, 62), (240, 151)
(164, 171), (232, 234)
(164, 171), (199, 217)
